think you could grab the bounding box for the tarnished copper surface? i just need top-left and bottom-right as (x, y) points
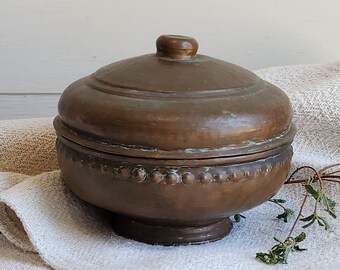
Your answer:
(54, 35), (296, 245)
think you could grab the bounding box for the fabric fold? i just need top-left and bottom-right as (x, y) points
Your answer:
(0, 170), (339, 270)
(0, 172), (35, 252)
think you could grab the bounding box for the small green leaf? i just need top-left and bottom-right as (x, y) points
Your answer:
(316, 216), (330, 230)
(271, 199), (286, 204)
(282, 249), (289, 264)
(276, 212), (287, 222)
(322, 195), (337, 218)
(294, 245), (307, 251)
(323, 196), (336, 208)
(327, 209), (337, 219)
(276, 208), (294, 223)
(317, 218), (324, 227)
(256, 252), (279, 264)
(304, 184), (318, 199)
(294, 232), (306, 243)
(300, 214), (315, 222)
(302, 219), (316, 229)
(233, 213), (246, 223)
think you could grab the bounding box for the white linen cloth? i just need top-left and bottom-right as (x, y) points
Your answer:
(0, 63), (339, 270)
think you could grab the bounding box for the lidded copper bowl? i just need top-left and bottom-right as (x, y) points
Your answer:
(54, 35), (296, 245)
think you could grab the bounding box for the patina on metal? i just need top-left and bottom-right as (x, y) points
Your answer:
(54, 35), (296, 245)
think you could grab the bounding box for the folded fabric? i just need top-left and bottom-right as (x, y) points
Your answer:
(0, 63), (339, 270)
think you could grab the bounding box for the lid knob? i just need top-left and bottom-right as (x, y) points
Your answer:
(156, 35), (198, 60)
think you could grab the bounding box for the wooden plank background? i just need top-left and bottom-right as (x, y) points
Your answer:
(2, 1), (340, 95)
(2, 1), (339, 120)
(0, 95), (59, 120)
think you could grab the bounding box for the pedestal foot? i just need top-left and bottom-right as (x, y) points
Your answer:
(111, 216), (232, 246)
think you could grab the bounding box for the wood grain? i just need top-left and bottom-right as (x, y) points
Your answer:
(0, 95), (59, 120)
(1, 1), (340, 94)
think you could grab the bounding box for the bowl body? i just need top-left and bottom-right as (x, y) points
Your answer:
(56, 131), (293, 245)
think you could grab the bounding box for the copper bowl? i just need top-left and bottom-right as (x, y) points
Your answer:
(54, 35), (296, 245)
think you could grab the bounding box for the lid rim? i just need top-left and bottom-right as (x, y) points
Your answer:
(54, 116), (296, 160)
(57, 134), (292, 167)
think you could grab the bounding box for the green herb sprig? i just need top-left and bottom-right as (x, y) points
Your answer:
(255, 163), (339, 265)
(268, 198), (294, 223)
(233, 213), (246, 223)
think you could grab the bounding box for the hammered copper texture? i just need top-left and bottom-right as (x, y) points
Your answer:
(54, 35), (296, 245)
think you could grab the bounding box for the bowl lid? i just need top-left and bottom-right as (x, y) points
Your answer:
(55, 35), (295, 159)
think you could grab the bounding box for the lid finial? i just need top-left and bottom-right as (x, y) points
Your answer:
(156, 35), (198, 59)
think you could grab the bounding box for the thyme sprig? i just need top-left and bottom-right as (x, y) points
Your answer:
(255, 163), (339, 265)
(268, 199), (294, 223)
(256, 232), (306, 264)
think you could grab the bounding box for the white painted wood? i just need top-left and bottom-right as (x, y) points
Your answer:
(0, 95), (59, 120)
(1, 0), (340, 94)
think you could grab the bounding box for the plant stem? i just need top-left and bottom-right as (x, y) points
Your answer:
(323, 170), (340, 176)
(285, 166), (324, 238)
(285, 164), (340, 185)
(287, 194), (308, 238)
(313, 168), (324, 192)
(285, 178), (340, 184)
(321, 175), (340, 179)
(321, 179), (340, 183)
(318, 163), (340, 174)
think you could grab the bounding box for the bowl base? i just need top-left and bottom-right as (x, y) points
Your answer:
(111, 215), (233, 246)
